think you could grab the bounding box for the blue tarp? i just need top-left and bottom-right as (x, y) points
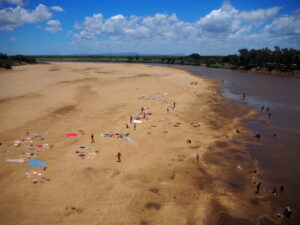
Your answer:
(27, 160), (48, 167)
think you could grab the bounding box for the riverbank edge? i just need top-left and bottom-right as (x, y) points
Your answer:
(180, 69), (279, 224)
(36, 60), (300, 78)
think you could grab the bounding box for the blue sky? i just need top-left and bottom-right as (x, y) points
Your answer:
(0, 0), (299, 55)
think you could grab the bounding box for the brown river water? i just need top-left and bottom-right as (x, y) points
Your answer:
(163, 65), (300, 225)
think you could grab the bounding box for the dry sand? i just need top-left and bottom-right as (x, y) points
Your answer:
(0, 63), (277, 225)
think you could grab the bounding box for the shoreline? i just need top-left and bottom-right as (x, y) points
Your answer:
(35, 60), (300, 78)
(0, 62), (277, 224)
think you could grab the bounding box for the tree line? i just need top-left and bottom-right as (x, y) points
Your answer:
(223, 46), (300, 72)
(2, 47), (299, 76)
(0, 53), (36, 69)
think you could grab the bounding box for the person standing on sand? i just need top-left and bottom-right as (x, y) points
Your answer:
(134, 123), (136, 130)
(116, 152), (121, 162)
(261, 106), (265, 113)
(141, 107), (144, 114)
(167, 107), (169, 113)
(173, 102), (176, 108)
(130, 116), (133, 123)
(242, 93), (246, 100)
(255, 182), (262, 194)
(91, 134), (95, 143)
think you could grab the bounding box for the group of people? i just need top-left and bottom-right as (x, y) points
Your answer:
(241, 93), (272, 120)
(88, 103), (171, 163)
(90, 133), (122, 162)
(241, 93), (292, 219)
(255, 181), (292, 218)
(166, 102), (176, 113)
(260, 105), (272, 119)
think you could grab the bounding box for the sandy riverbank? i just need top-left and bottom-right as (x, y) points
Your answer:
(0, 62), (277, 225)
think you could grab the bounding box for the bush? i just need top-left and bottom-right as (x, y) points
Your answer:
(4, 62), (12, 69)
(0, 53), (36, 69)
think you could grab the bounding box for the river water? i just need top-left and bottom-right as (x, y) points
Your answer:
(165, 65), (300, 224)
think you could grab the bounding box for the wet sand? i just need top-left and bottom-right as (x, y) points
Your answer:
(0, 62), (278, 225)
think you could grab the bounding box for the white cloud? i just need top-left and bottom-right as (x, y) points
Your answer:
(70, 2), (300, 54)
(0, 0), (24, 6)
(74, 13), (193, 40)
(263, 11), (300, 42)
(197, 2), (281, 35)
(72, 30), (96, 40)
(9, 36), (16, 41)
(0, 4), (52, 31)
(45, 26), (62, 33)
(72, 2), (281, 43)
(47, 19), (60, 26)
(45, 19), (62, 33)
(50, 6), (64, 13)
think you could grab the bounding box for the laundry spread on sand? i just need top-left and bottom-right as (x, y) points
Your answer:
(67, 133), (78, 137)
(6, 158), (24, 163)
(27, 160), (48, 167)
(101, 133), (130, 138)
(80, 146), (93, 150)
(132, 120), (142, 124)
(25, 169), (51, 184)
(139, 93), (168, 100)
(78, 130), (85, 135)
(27, 173), (50, 184)
(26, 171), (43, 177)
(123, 138), (133, 142)
(75, 151), (99, 159)
(2, 131), (53, 184)
(20, 153), (38, 159)
(2, 133), (53, 153)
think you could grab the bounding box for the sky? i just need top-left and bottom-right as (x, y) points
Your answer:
(0, 0), (299, 55)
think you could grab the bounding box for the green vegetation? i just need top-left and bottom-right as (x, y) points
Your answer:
(0, 53), (36, 69)
(2, 47), (299, 76)
(223, 47), (300, 73)
(36, 47), (300, 75)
